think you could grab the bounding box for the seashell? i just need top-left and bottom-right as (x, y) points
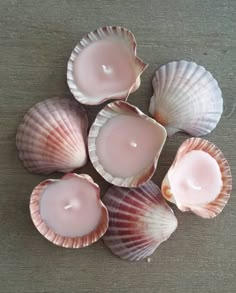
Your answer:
(30, 173), (109, 248)
(16, 97), (88, 174)
(103, 181), (178, 261)
(162, 138), (232, 218)
(67, 26), (148, 105)
(88, 101), (167, 187)
(149, 60), (223, 137)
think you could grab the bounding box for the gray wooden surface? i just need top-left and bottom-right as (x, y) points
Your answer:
(0, 0), (235, 292)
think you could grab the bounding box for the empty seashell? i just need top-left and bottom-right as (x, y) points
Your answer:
(103, 181), (178, 261)
(149, 60), (223, 136)
(88, 101), (167, 187)
(67, 26), (148, 105)
(162, 138), (232, 218)
(30, 173), (109, 248)
(16, 97), (88, 174)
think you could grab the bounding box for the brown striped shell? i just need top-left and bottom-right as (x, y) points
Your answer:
(103, 181), (178, 261)
(16, 97), (88, 174)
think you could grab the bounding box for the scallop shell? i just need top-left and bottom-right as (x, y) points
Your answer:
(88, 101), (167, 187)
(149, 60), (223, 137)
(162, 138), (232, 218)
(103, 181), (178, 261)
(16, 97), (88, 174)
(30, 173), (109, 248)
(67, 26), (148, 105)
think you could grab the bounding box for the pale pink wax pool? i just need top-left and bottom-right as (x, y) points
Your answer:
(40, 176), (101, 238)
(95, 115), (166, 178)
(170, 150), (223, 205)
(73, 40), (136, 97)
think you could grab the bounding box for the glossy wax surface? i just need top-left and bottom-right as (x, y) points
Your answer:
(40, 176), (101, 238)
(171, 150), (223, 205)
(95, 115), (166, 178)
(73, 39), (136, 97)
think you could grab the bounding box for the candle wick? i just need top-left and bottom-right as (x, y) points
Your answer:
(102, 65), (113, 75)
(64, 204), (73, 210)
(64, 199), (80, 210)
(130, 141), (137, 148)
(187, 179), (202, 190)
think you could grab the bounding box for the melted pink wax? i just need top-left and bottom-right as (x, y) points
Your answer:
(40, 176), (101, 237)
(170, 150), (223, 206)
(96, 115), (166, 178)
(73, 40), (136, 97)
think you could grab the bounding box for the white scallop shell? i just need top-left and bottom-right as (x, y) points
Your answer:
(16, 97), (88, 174)
(149, 60), (223, 136)
(67, 26), (148, 105)
(88, 101), (167, 187)
(162, 138), (232, 218)
(103, 181), (178, 261)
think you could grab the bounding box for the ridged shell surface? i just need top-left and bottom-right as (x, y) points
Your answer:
(16, 97), (88, 174)
(103, 181), (178, 261)
(149, 60), (223, 136)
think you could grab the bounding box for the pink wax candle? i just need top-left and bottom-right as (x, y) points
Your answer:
(161, 138), (232, 218)
(67, 26), (147, 105)
(170, 150), (222, 205)
(30, 173), (108, 248)
(89, 101), (167, 187)
(96, 115), (166, 178)
(73, 40), (136, 98)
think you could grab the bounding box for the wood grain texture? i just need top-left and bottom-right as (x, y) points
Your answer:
(0, 0), (235, 292)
